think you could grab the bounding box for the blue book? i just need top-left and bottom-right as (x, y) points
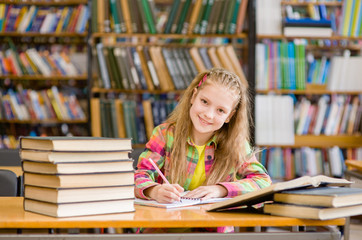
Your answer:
(287, 42), (296, 90)
(284, 18), (332, 27)
(319, 4), (328, 20)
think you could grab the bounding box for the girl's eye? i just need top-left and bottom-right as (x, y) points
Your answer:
(218, 109), (225, 114)
(201, 99), (207, 104)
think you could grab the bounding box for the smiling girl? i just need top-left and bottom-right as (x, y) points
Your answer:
(134, 68), (271, 221)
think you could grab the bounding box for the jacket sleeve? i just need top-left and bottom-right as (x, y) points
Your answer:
(217, 155), (272, 197)
(134, 125), (168, 199)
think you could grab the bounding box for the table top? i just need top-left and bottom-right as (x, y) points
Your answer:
(0, 197), (345, 229)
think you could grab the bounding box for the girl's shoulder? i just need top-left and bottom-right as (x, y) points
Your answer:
(154, 122), (175, 133)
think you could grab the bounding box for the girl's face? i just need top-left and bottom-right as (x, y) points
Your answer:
(190, 82), (237, 145)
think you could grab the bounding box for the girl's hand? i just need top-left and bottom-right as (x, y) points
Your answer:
(183, 185), (227, 200)
(144, 184), (184, 203)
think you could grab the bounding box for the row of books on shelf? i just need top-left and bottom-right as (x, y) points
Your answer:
(294, 95), (361, 136)
(91, 97), (178, 144)
(256, 40), (362, 91)
(94, 0), (248, 34)
(259, 146), (362, 180)
(282, 3), (336, 37)
(0, 85), (86, 121)
(20, 136), (135, 217)
(257, 0), (362, 37)
(255, 94), (362, 145)
(0, 124), (90, 149)
(0, 4), (89, 33)
(94, 43), (244, 91)
(0, 46), (87, 77)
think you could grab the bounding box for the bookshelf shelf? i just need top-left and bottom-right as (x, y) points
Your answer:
(91, 87), (184, 95)
(257, 35), (362, 41)
(0, 33), (88, 38)
(256, 89), (362, 95)
(0, 75), (88, 81)
(0, 119), (88, 124)
(0, 0), (90, 149)
(1, 0), (88, 5)
(259, 135), (362, 148)
(280, 1), (343, 7)
(91, 33), (248, 39)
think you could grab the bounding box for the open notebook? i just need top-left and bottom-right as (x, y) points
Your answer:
(135, 197), (230, 209)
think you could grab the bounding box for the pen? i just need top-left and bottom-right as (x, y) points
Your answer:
(147, 158), (170, 184)
(148, 158), (182, 202)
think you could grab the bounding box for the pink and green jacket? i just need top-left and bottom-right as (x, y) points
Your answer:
(135, 122), (272, 199)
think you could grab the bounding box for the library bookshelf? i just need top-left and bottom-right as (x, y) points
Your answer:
(89, 0), (251, 146)
(254, 0), (362, 181)
(0, 0), (90, 150)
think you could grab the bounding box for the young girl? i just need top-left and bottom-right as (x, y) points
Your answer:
(134, 68), (271, 232)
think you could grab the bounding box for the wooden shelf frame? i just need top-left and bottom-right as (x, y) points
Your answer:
(0, 75), (88, 81)
(259, 135), (362, 148)
(0, 0), (88, 5)
(257, 35), (362, 41)
(280, 1), (343, 7)
(0, 119), (88, 124)
(92, 33), (248, 39)
(0, 32), (88, 37)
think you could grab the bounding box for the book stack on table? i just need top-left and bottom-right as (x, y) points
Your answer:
(19, 136), (135, 217)
(209, 175), (362, 220)
(264, 186), (362, 220)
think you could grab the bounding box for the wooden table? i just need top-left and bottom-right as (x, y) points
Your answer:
(0, 197), (346, 239)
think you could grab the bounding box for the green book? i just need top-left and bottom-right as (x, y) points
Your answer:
(109, 0), (121, 33)
(224, 0), (236, 34)
(141, 0), (157, 34)
(176, 0), (192, 34)
(228, 0), (241, 34)
(216, 0), (230, 34)
(164, 0), (181, 33)
(193, 0), (208, 34)
(108, 47), (123, 89)
(199, 0), (214, 35)
(136, 0), (150, 33)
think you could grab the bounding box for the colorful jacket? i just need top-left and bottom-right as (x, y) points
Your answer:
(135, 122), (272, 199)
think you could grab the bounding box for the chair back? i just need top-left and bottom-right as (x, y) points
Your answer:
(0, 169), (18, 196)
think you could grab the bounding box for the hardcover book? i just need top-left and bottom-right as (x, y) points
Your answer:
(208, 175), (351, 212)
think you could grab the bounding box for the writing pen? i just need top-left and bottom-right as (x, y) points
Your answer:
(147, 158), (182, 202)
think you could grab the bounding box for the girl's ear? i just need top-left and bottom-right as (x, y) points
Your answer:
(225, 110), (236, 123)
(190, 88), (198, 104)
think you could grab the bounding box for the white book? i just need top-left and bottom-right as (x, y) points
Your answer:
(26, 49), (52, 76)
(17, 5), (37, 32)
(40, 13), (56, 33)
(324, 95), (344, 136)
(328, 146), (343, 177)
(296, 98), (311, 135)
(313, 95), (329, 135)
(255, 43), (266, 90)
(96, 43), (111, 89)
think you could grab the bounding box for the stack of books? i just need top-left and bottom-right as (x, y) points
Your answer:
(263, 186), (362, 220)
(283, 18), (333, 37)
(209, 175), (362, 220)
(20, 136), (135, 217)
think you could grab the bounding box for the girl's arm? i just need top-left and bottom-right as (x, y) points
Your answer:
(134, 123), (183, 201)
(217, 155), (272, 197)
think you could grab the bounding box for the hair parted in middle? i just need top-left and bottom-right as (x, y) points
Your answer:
(166, 67), (252, 186)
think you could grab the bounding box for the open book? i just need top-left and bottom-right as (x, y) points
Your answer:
(135, 197), (229, 209)
(208, 175), (351, 212)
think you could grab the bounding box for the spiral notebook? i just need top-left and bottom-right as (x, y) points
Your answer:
(135, 197), (230, 209)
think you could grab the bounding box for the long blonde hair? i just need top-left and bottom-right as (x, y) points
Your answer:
(166, 68), (251, 186)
